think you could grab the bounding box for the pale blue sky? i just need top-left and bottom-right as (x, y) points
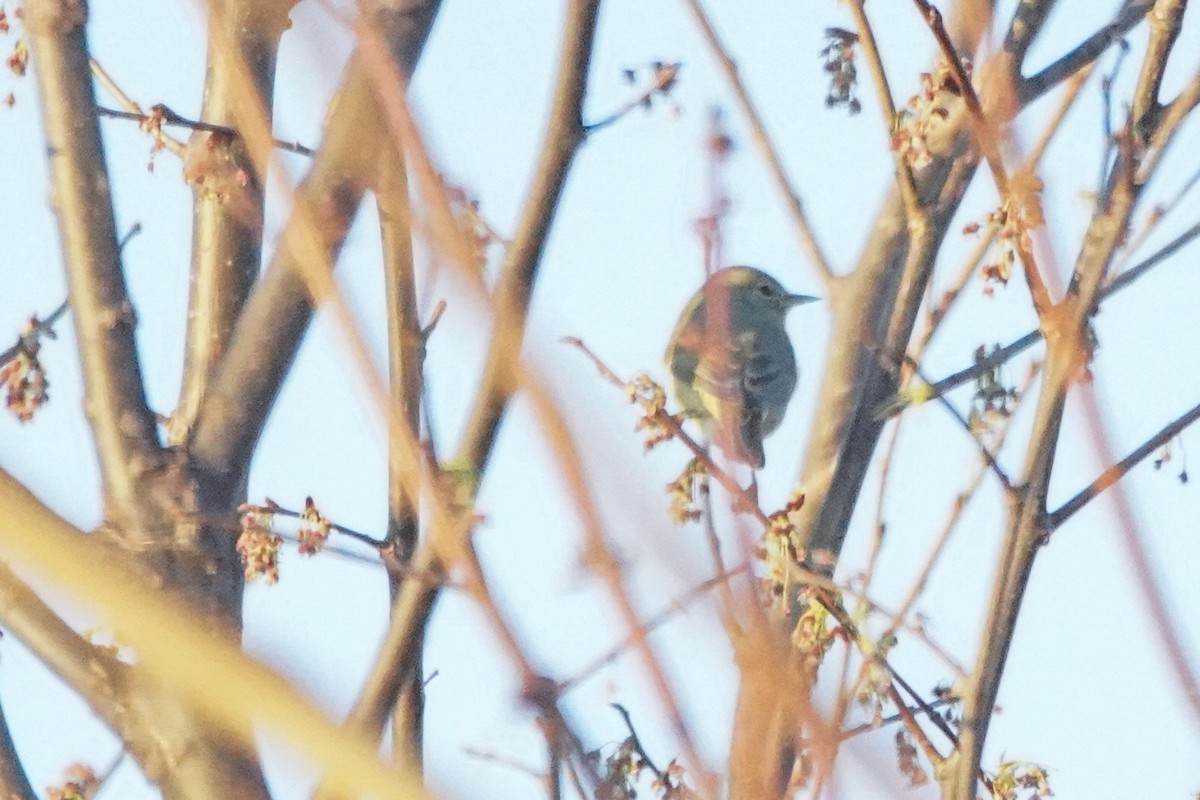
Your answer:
(2, 1), (1200, 798)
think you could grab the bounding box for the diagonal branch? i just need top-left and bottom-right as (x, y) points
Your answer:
(947, 106), (1145, 800)
(25, 0), (165, 532)
(0, 469), (434, 800)
(681, 0), (835, 284)
(1018, 0), (1154, 105)
(189, 0), (442, 486)
(1048, 397), (1200, 531)
(0, 561), (125, 733)
(320, 4), (603, 791)
(887, 213), (1200, 417)
(453, 0), (601, 476)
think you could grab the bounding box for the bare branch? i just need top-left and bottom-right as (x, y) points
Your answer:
(0, 693), (35, 800)
(1001, 0), (1060, 68)
(947, 117), (1144, 800)
(887, 213), (1200, 418)
(175, 0), (294, 443)
(1018, 0), (1154, 105)
(1049, 398), (1200, 530)
(0, 469), (433, 800)
(0, 561), (125, 732)
(25, 0), (166, 533)
(89, 58), (186, 156)
(911, 0), (1054, 315)
(190, 0), (443, 486)
(379, 139), (426, 770)
(1130, 0), (1186, 135)
(681, 0), (835, 284)
(848, 1), (922, 215)
(454, 0), (601, 477)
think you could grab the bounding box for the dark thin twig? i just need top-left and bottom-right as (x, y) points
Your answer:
(1017, 0), (1154, 106)
(1048, 397), (1200, 531)
(239, 502), (387, 549)
(2, 223), (140, 366)
(584, 62), (680, 134)
(1100, 40), (1132, 191)
(95, 105), (315, 156)
(884, 214), (1200, 419)
(838, 696), (958, 741)
(611, 704), (662, 776)
(886, 664), (959, 748)
(888, 353), (1014, 493)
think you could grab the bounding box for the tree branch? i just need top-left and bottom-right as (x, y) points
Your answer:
(947, 117), (1144, 800)
(189, 0), (442, 487)
(1018, 0), (1154, 105)
(378, 142), (427, 770)
(1049, 398), (1200, 531)
(26, 0), (165, 533)
(0, 688), (35, 800)
(453, 0), (601, 477)
(887, 213), (1200, 417)
(174, 0), (296, 443)
(681, 0), (835, 284)
(0, 469), (434, 800)
(0, 560), (125, 734)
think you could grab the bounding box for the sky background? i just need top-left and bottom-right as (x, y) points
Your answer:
(2, 0), (1200, 798)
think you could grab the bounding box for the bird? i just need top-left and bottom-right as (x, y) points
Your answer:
(665, 266), (817, 469)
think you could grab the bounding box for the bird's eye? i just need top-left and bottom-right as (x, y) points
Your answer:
(757, 284), (773, 296)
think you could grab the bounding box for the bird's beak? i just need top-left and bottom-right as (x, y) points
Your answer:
(786, 294), (820, 308)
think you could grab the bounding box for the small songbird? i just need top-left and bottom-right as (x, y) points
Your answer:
(665, 266), (817, 468)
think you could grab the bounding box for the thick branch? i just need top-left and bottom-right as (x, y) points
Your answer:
(0, 469), (432, 800)
(189, 0), (442, 486)
(175, 0), (296, 441)
(26, 0), (164, 531)
(731, 2), (1140, 794)
(1002, 0), (1060, 67)
(0, 561), (125, 731)
(378, 143), (425, 769)
(0, 691), (35, 800)
(948, 133), (1143, 800)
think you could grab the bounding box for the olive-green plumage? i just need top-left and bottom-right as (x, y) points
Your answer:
(665, 266), (816, 468)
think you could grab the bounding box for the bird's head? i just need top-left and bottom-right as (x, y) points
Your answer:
(706, 266), (818, 319)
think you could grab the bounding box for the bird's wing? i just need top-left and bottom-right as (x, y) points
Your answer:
(692, 333), (769, 468)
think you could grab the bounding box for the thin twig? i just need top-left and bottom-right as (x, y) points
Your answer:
(584, 62), (680, 134)
(238, 502), (387, 549)
(884, 213), (1200, 418)
(559, 565), (749, 692)
(680, 0), (835, 284)
(94, 105), (314, 156)
(848, 0), (921, 215)
(910, 0), (1053, 316)
(1048, 397), (1200, 531)
(89, 58), (186, 156)
(838, 696), (958, 741)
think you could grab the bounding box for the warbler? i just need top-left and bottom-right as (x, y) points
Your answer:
(665, 266), (817, 469)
